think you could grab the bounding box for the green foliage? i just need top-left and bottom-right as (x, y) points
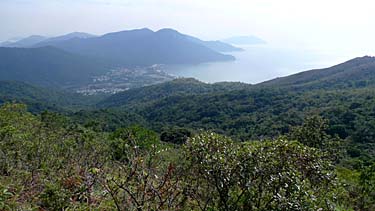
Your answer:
(94, 66), (375, 166)
(336, 164), (375, 211)
(99, 78), (249, 108)
(103, 125), (186, 210)
(0, 80), (104, 113)
(0, 103), (371, 210)
(39, 183), (70, 210)
(184, 132), (337, 211)
(289, 115), (345, 163)
(358, 164), (375, 210)
(110, 126), (160, 151)
(0, 103), (110, 209)
(1, 53), (375, 211)
(160, 127), (192, 145)
(101, 82), (374, 148)
(0, 185), (14, 211)
(71, 109), (146, 132)
(289, 115), (330, 148)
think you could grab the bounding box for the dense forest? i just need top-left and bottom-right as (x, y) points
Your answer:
(0, 57), (375, 210)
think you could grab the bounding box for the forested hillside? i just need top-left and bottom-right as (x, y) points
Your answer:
(0, 81), (103, 112)
(97, 57), (375, 140)
(99, 78), (249, 107)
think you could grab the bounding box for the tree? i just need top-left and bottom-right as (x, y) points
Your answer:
(184, 132), (337, 211)
(289, 115), (344, 162)
(102, 127), (186, 210)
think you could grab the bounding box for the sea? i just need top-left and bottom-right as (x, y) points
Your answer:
(163, 44), (373, 84)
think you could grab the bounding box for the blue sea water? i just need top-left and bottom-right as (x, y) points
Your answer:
(163, 45), (369, 84)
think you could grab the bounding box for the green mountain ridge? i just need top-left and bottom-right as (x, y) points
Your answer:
(0, 80), (103, 112)
(98, 78), (250, 108)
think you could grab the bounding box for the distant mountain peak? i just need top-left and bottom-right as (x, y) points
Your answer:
(2, 35), (48, 47)
(62, 32), (96, 38)
(27, 35), (46, 39)
(156, 28), (180, 34)
(113, 28), (153, 34)
(103, 28), (154, 38)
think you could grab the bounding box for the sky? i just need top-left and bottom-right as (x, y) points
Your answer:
(1, 0), (375, 53)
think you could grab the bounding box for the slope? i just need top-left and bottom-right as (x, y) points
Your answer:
(98, 78), (249, 108)
(262, 56), (375, 90)
(0, 47), (112, 88)
(0, 80), (102, 112)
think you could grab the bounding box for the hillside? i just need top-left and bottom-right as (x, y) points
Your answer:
(34, 28), (235, 66)
(98, 82), (375, 146)
(262, 56), (375, 90)
(0, 47), (111, 88)
(98, 78), (250, 108)
(96, 57), (375, 145)
(0, 81), (102, 112)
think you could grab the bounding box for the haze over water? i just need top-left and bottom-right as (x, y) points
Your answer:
(164, 45), (373, 84)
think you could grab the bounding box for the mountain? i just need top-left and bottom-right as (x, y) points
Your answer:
(34, 32), (96, 46)
(0, 80), (102, 112)
(223, 35), (266, 45)
(3, 35), (47, 47)
(262, 56), (375, 90)
(34, 28), (235, 66)
(184, 35), (243, 52)
(98, 78), (249, 108)
(2, 32), (95, 48)
(0, 47), (111, 88)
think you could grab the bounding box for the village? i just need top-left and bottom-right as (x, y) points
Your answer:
(76, 64), (175, 95)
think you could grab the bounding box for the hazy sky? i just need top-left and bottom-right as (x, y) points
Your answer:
(1, 0), (375, 52)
